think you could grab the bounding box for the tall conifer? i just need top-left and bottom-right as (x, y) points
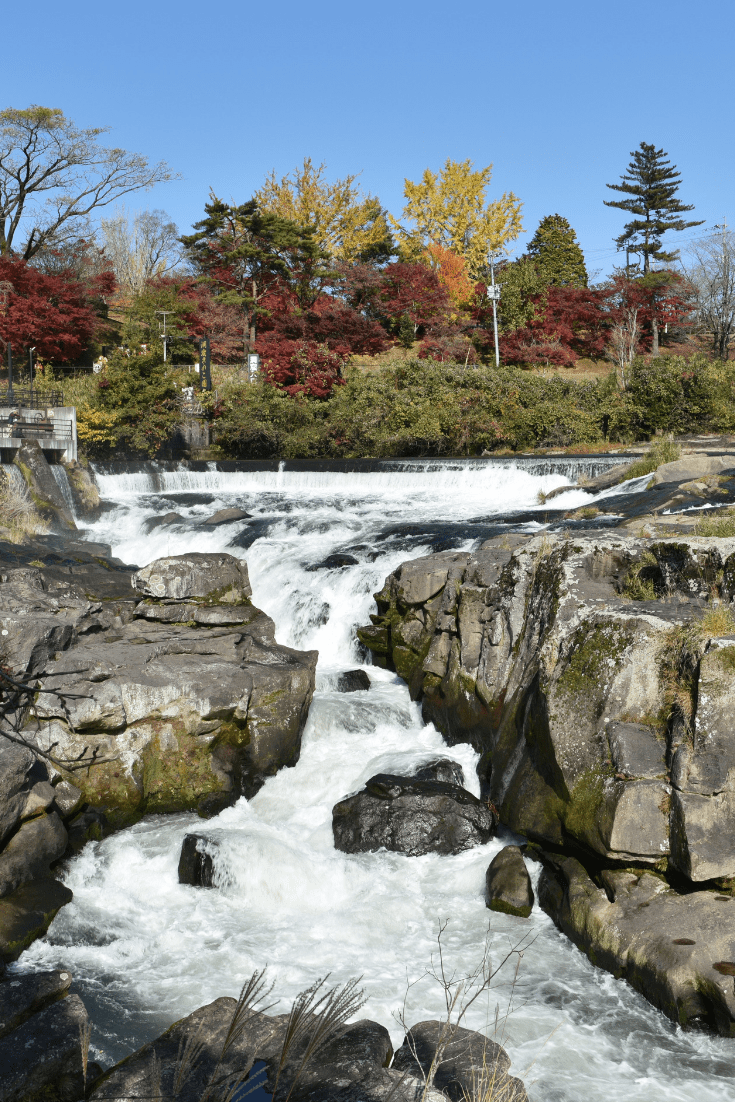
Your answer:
(605, 143), (703, 272)
(526, 214), (587, 287)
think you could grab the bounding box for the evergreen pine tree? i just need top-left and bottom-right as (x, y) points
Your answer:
(526, 214), (588, 287)
(605, 143), (703, 272)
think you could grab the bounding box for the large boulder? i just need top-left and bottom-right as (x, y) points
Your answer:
(485, 846), (534, 918)
(132, 552), (252, 602)
(392, 1020), (528, 1102)
(332, 774), (496, 857)
(538, 852), (735, 1035)
(0, 552), (318, 832)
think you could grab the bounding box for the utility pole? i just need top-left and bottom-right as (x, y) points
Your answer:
(156, 311), (175, 362)
(489, 255), (500, 368)
(29, 347), (35, 405)
(7, 343), (12, 401)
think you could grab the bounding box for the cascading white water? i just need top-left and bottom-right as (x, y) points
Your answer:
(50, 463), (76, 518)
(14, 459), (734, 1101)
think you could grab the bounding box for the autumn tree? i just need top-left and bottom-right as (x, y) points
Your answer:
(255, 158), (393, 263)
(605, 143), (703, 273)
(0, 106), (176, 260)
(526, 214), (587, 287)
(181, 195), (327, 354)
(424, 242), (474, 308)
(389, 158), (523, 280)
(100, 207), (181, 296)
(377, 263), (452, 339)
(0, 255), (115, 362)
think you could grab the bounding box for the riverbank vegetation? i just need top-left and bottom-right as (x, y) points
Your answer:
(32, 349), (735, 459)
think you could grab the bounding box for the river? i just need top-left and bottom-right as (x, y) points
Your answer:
(14, 458), (735, 1101)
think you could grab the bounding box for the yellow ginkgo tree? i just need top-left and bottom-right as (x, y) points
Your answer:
(389, 158), (523, 280)
(254, 157), (393, 264)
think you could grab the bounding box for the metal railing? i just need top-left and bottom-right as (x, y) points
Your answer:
(0, 388), (65, 409)
(0, 416), (73, 441)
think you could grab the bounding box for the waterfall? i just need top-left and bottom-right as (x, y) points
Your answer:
(50, 464), (76, 518)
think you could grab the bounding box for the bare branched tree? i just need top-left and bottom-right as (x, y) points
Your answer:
(0, 105), (178, 260)
(608, 307), (639, 390)
(100, 206), (182, 295)
(685, 226), (735, 361)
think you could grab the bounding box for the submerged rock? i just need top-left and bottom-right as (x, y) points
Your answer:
(485, 846), (534, 918)
(336, 669), (371, 693)
(332, 774), (495, 857)
(201, 507), (253, 526)
(143, 511), (184, 532)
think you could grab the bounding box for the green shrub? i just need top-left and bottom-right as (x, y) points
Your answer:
(621, 438), (681, 482)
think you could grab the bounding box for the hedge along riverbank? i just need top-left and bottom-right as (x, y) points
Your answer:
(33, 351), (735, 459)
(210, 354), (735, 459)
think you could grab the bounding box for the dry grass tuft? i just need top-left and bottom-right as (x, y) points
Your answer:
(695, 509), (735, 537)
(0, 468), (48, 542)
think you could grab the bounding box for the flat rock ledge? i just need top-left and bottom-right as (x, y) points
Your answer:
(357, 531), (735, 1033)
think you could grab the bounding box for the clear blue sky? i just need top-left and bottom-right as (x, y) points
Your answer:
(4, 0), (732, 278)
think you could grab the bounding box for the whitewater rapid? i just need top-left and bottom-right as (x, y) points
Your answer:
(15, 458), (735, 1101)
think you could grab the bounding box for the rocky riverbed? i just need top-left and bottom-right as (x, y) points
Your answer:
(4, 447), (735, 1099)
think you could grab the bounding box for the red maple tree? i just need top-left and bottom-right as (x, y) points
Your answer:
(0, 256), (115, 363)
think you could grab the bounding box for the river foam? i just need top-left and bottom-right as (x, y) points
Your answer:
(14, 458), (735, 1100)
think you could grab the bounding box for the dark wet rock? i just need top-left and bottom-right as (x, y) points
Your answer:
(307, 553), (359, 571)
(178, 833), (216, 887)
(485, 846), (534, 918)
(538, 852), (735, 1035)
(392, 1019), (528, 1102)
(66, 808), (109, 853)
(89, 998), (288, 1102)
(0, 969), (73, 1040)
(0, 878), (73, 962)
(336, 669), (371, 693)
(132, 551), (252, 602)
(143, 511), (185, 532)
(413, 758), (465, 787)
(332, 774), (495, 857)
(267, 1018), (394, 1102)
(202, 507), (253, 526)
(0, 991), (87, 1102)
(0, 812), (67, 896)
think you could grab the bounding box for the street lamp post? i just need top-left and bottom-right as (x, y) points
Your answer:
(488, 256), (501, 368)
